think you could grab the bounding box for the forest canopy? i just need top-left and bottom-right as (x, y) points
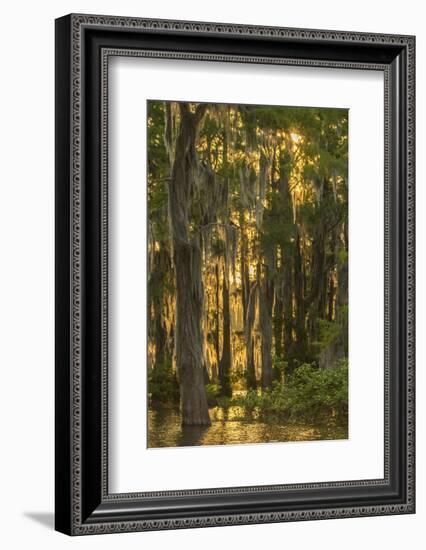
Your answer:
(147, 100), (348, 447)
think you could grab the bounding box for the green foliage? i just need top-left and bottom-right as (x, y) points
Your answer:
(229, 367), (246, 387)
(336, 247), (348, 265)
(148, 362), (180, 405)
(286, 362), (348, 422)
(148, 179), (169, 219)
(272, 357), (287, 382)
(147, 101), (171, 244)
(210, 237), (226, 257)
(261, 207), (295, 249)
(216, 396), (232, 409)
(233, 389), (259, 417)
(232, 362), (348, 424)
(205, 383), (222, 407)
(316, 319), (341, 350)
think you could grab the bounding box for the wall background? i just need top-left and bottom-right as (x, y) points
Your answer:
(0, 0), (422, 547)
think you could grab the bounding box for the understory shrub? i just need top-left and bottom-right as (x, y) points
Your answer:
(231, 360), (348, 424)
(205, 383), (222, 406)
(148, 361), (180, 405)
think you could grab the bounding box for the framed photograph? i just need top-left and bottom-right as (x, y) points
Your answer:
(55, 14), (415, 535)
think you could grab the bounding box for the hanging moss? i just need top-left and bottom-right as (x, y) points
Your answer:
(148, 99), (349, 439)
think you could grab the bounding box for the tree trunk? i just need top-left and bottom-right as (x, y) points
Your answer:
(283, 246), (294, 360)
(337, 222), (349, 355)
(151, 247), (172, 368)
(245, 282), (258, 390)
(168, 103), (211, 426)
(327, 232), (336, 321)
(273, 288), (284, 360)
(218, 264), (232, 396)
(259, 261), (274, 389)
(278, 149), (294, 363)
(293, 228), (307, 362)
(154, 297), (167, 367)
(319, 226), (347, 368)
(174, 239), (211, 424)
(239, 210), (250, 323)
(308, 225), (326, 343)
(215, 262), (221, 378)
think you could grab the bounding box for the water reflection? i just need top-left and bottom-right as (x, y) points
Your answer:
(148, 406), (347, 448)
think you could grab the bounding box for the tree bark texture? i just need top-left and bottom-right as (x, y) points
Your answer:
(259, 260), (274, 389)
(219, 265), (232, 397)
(168, 103), (211, 426)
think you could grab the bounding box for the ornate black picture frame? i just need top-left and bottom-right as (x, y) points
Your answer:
(55, 13), (415, 535)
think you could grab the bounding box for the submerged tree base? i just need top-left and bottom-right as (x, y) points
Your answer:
(181, 417), (212, 427)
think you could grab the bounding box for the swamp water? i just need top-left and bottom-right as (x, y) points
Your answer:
(148, 406), (348, 448)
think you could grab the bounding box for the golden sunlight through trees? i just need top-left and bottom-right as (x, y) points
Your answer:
(147, 100), (348, 447)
